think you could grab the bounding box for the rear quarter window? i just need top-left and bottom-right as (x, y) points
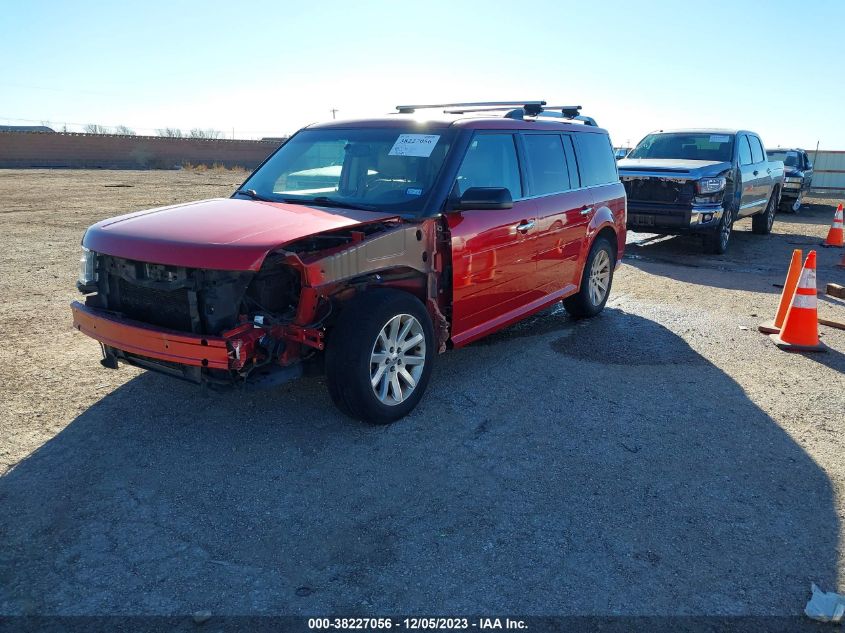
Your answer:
(573, 133), (618, 187)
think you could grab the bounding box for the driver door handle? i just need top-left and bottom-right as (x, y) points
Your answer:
(753, 170), (759, 176)
(516, 220), (535, 233)
(580, 206), (594, 216)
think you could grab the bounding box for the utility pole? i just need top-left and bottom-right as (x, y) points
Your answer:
(330, 108), (339, 120)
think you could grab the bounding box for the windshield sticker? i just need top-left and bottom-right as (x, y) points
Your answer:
(710, 135), (730, 143)
(405, 187), (423, 196)
(388, 134), (440, 157)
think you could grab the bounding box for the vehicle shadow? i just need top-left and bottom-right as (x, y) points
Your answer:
(625, 221), (845, 295)
(0, 310), (838, 620)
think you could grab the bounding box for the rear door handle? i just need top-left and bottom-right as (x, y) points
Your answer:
(580, 206), (593, 216)
(753, 170), (759, 176)
(516, 220), (535, 233)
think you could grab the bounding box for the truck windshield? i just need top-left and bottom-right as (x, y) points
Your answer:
(239, 128), (454, 214)
(766, 150), (799, 167)
(628, 133), (734, 162)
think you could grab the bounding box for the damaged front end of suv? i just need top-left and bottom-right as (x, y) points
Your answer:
(73, 216), (448, 387)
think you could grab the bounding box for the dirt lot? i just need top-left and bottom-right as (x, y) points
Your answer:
(1, 169), (844, 618)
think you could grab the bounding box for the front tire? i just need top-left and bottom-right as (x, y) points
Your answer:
(752, 190), (777, 235)
(563, 236), (615, 318)
(326, 289), (434, 424)
(703, 207), (733, 254)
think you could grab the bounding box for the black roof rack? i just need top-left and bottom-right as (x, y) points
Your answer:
(394, 101), (596, 126)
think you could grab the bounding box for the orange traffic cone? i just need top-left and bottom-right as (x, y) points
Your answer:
(770, 251), (826, 352)
(758, 249), (803, 334)
(822, 203), (844, 247)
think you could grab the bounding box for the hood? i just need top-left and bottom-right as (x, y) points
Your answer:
(617, 158), (732, 178)
(83, 198), (398, 271)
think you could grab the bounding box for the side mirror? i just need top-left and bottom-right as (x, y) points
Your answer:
(455, 187), (513, 210)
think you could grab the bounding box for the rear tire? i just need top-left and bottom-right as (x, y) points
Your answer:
(325, 289), (434, 424)
(563, 237), (615, 318)
(752, 190), (777, 235)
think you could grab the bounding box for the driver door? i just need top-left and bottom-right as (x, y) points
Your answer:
(445, 132), (539, 345)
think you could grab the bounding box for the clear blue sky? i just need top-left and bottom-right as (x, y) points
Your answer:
(2, 0), (843, 149)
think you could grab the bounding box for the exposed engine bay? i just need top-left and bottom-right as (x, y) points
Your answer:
(78, 219), (445, 385)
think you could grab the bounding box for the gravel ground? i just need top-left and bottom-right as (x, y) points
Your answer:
(0, 170), (843, 618)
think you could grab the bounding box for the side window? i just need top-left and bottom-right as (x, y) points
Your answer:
(523, 134), (570, 196)
(738, 136), (753, 166)
(749, 136), (764, 164)
(455, 133), (522, 199)
(573, 132), (618, 187)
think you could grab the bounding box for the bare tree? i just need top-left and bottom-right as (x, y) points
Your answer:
(157, 128), (183, 138)
(84, 124), (111, 134)
(189, 128), (222, 139)
(114, 125), (136, 136)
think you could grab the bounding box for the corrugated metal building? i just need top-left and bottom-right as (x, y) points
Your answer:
(810, 150), (845, 193)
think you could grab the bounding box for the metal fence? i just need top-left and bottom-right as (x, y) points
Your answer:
(810, 150), (845, 193)
(0, 132), (282, 169)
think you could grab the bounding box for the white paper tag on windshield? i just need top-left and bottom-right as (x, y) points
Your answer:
(388, 134), (440, 157)
(710, 135), (730, 143)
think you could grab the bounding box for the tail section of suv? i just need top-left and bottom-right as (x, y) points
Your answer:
(618, 129), (784, 253)
(72, 101), (626, 423)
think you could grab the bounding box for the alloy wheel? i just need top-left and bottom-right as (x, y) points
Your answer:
(767, 196), (776, 230)
(588, 249), (611, 306)
(720, 211), (733, 249)
(370, 314), (426, 406)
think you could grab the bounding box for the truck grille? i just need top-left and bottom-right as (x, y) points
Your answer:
(623, 177), (694, 205)
(117, 278), (193, 331)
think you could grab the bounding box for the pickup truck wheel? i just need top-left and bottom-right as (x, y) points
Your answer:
(563, 237), (615, 318)
(325, 289), (434, 424)
(752, 192), (777, 235)
(703, 209), (733, 254)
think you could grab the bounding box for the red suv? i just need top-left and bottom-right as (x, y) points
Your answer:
(73, 101), (626, 423)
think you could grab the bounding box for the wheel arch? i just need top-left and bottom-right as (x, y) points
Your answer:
(585, 208), (620, 265)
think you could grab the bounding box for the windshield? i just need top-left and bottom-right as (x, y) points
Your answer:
(239, 127), (454, 214)
(628, 133), (734, 162)
(766, 150), (799, 167)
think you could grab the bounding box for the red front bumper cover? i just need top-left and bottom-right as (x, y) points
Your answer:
(71, 301), (234, 369)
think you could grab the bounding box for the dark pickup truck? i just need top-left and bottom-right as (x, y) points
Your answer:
(618, 129), (784, 253)
(766, 147), (813, 213)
